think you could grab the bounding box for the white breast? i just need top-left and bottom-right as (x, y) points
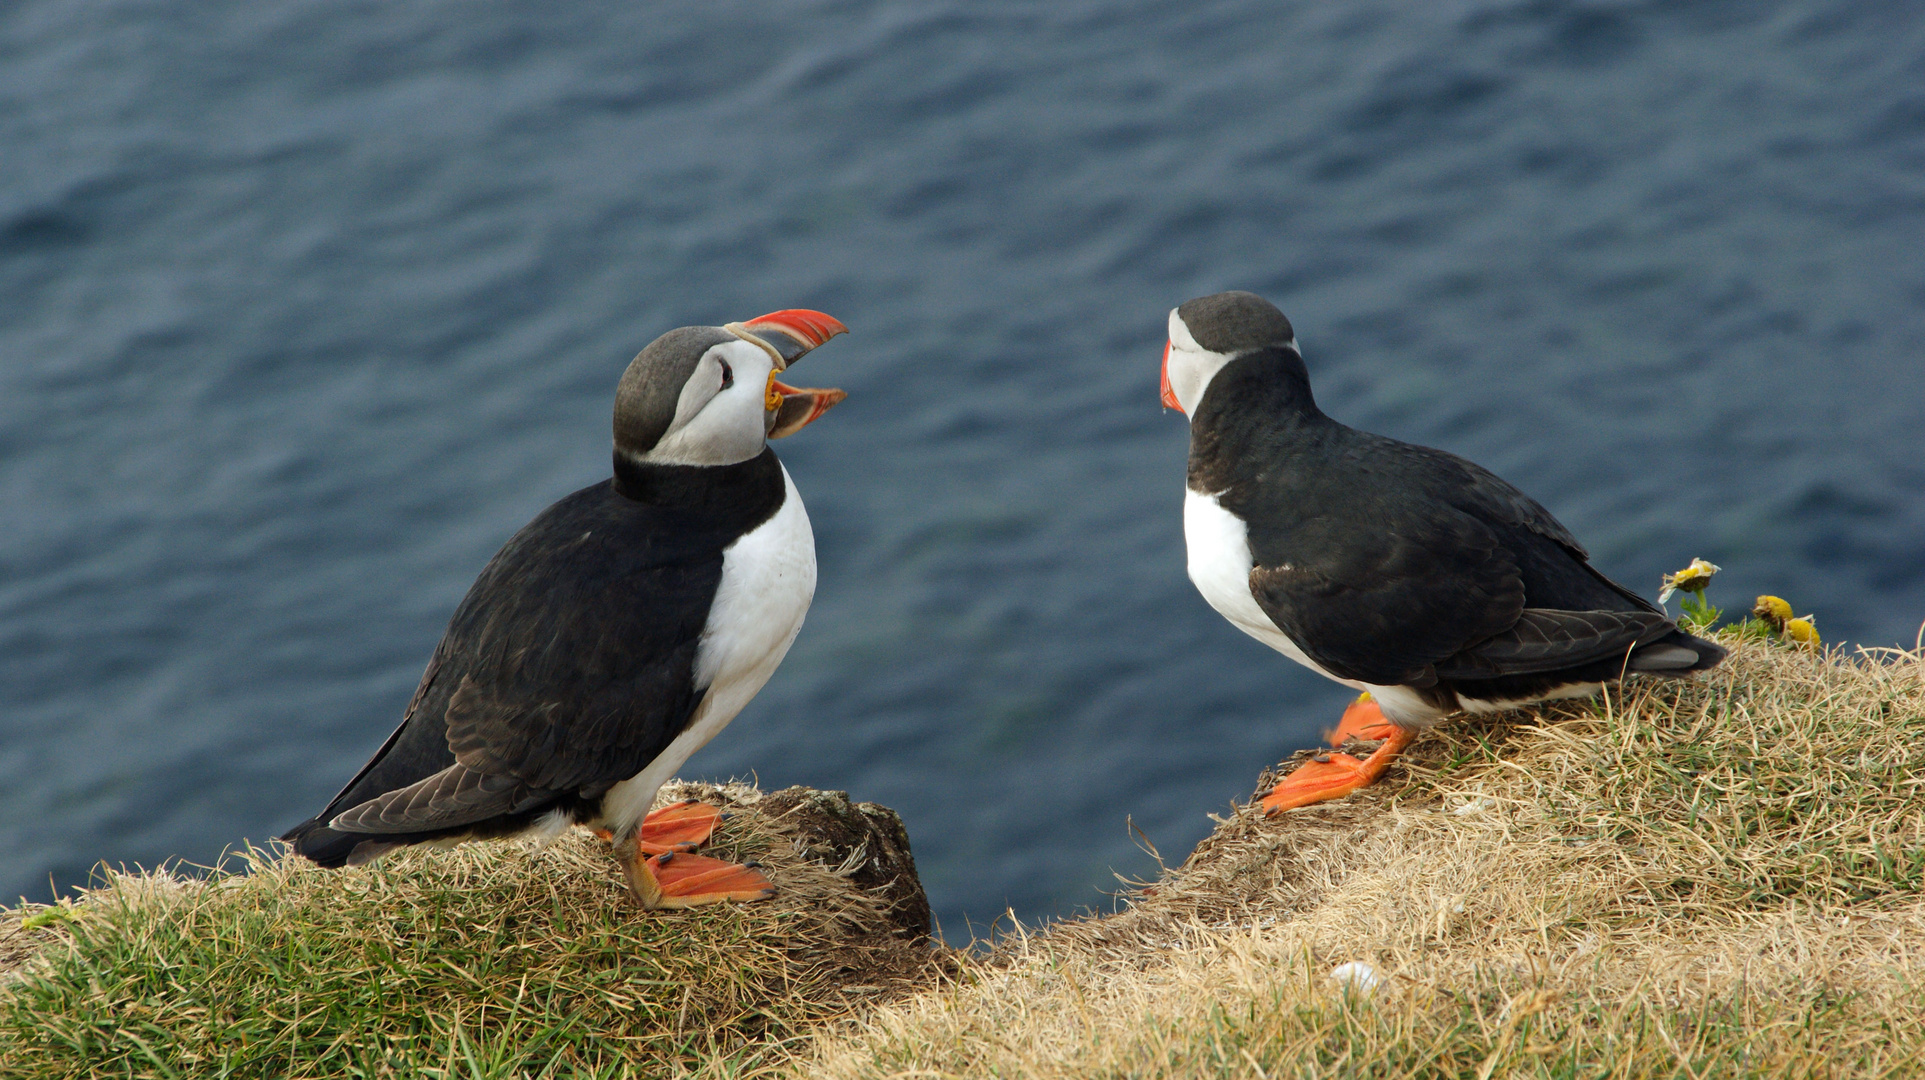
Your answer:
(596, 463), (817, 834)
(1183, 487), (1456, 728)
(1184, 488), (1359, 688)
(1185, 489), (1340, 677)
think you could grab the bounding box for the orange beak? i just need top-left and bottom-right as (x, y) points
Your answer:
(1159, 339), (1182, 411)
(766, 377), (848, 439)
(739, 309), (849, 368)
(725, 308), (849, 438)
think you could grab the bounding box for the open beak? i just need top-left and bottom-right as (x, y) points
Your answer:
(1159, 339), (1182, 411)
(766, 377), (848, 438)
(726, 308), (850, 439)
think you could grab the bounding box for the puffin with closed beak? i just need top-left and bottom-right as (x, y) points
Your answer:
(1160, 291), (1724, 812)
(283, 309), (849, 908)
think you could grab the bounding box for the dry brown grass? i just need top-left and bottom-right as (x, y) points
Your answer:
(802, 634), (1925, 1079)
(0, 781), (942, 1078)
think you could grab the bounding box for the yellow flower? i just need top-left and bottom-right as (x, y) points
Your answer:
(1658, 558), (1721, 604)
(1784, 615), (1820, 648)
(1752, 595), (1793, 632)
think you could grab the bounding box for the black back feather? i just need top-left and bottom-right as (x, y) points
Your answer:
(282, 450), (786, 866)
(1189, 347), (1723, 697)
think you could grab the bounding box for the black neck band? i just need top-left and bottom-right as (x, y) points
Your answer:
(611, 447), (784, 517)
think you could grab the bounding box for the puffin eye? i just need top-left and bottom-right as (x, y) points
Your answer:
(718, 358), (734, 391)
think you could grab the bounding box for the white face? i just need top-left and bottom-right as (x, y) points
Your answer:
(640, 339), (778, 466)
(1165, 308), (1295, 417)
(1165, 308), (1230, 418)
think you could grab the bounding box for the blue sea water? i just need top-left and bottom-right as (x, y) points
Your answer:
(3, 0), (1923, 933)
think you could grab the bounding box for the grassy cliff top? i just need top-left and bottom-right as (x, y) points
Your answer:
(0, 782), (937, 1078)
(6, 633), (1923, 1078)
(806, 632), (1925, 1079)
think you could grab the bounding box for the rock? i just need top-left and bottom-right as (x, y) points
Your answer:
(1329, 960), (1383, 993)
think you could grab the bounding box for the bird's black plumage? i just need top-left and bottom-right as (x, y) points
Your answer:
(1182, 300), (1722, 717)
(282, 450), (786, 867)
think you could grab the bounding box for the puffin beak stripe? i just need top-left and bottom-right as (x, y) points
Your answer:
(726, 309), (850, 371)
(745, 309), (849, 349)
(1159, 339), (1183, 412)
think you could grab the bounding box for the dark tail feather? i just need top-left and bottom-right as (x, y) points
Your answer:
(1627, 630), (1726, 673)
(281, 803), (561, 868)
(280, 818), (396, 869)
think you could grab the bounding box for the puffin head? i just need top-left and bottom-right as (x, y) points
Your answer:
(614, 309), (849, 467)
(1159, 291), (1298, 417)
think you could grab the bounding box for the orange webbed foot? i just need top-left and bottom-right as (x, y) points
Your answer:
(624, 850), (775, 910)
(1265, 700), (1416, 814)
(635, 800), (723, 855)
(1322, 693), (1399, 747)
(1260, 754), (1362, 812)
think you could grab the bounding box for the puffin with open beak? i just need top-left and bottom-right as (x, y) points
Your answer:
(284, 310), (848, 909)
